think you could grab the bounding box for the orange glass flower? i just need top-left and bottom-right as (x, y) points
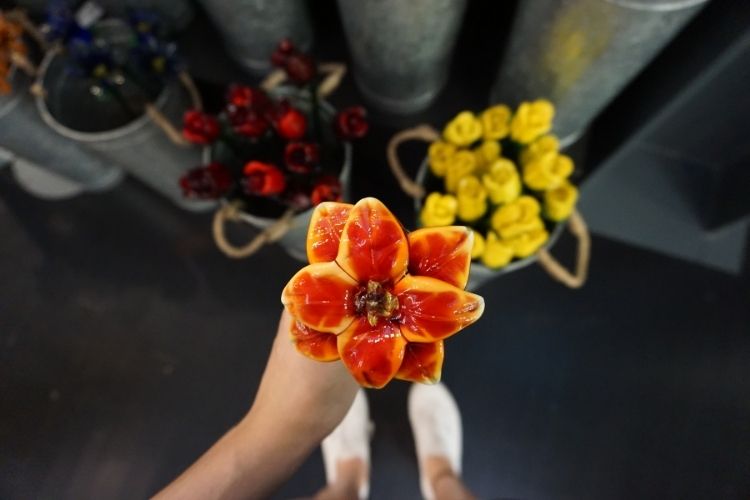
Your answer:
(281, 198), (485, 388)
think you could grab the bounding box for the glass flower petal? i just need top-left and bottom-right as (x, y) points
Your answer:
(395, 275), (485, 342)
(336, 198), (409, 283)
(281, 261), (358, 334)
(290, 320), (340, 362)
(307, 202), (353, 263)
(395, 341), (444, 384)
(408, 227), (473, 289)
(337, 318), (407, 388)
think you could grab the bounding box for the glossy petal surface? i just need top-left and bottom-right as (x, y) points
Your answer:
(395, 275), (485, 342)
(408, 227), (473, 289)
(290, 320), (339, 361)
(307, 202), (353, 264)
(337, 318), (407, 388)
(396, 341), (444, 384)
(281, 261), (358, 334)
(336, 198), (408, 283)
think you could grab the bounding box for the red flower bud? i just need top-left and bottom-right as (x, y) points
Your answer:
(284, 52), (316, 85)
(226, 84), (270, 110)
(275, 105), (307, 140)
(182, 109), (220, 144)
(334, 106), (369, 140)
(310, 175), (343, 206)
(284, 141), (319, 174)
(228, 106), (269, 138)
(179, 162), (233, 199)
(271, 38), (296, 67)
(242, 161), (287, 196)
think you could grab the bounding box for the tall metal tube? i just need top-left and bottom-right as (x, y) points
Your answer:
(336, 0), (468, 114)
(490, 0), (709, 145)
(198, 0), (313, 74)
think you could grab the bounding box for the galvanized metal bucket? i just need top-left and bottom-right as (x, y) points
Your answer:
(336, 0), (468, 114)
(34, 49), (213, 211)
(0, 67), (123, 196)
(490, 0), (709, 146)
(388, 125), (590, 291)
(210, 86), (352, 262)
(198, 0), (313, 75)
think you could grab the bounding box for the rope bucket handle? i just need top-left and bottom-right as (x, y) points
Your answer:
(386, 125), (591, 289)
(260, 62), (347, 98)
(212, 202), (296, 259)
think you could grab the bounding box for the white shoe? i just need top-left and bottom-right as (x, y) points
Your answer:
(408, 383), (463, 500)
(321, 389), (372, 500)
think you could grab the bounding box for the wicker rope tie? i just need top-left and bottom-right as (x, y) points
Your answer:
(386, 124), (441, 199)
(212, 204), (296, 259)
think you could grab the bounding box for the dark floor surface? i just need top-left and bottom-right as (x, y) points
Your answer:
(1, 165), (749, 500)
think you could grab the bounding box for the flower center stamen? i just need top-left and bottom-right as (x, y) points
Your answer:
(354, 280), (400, 327)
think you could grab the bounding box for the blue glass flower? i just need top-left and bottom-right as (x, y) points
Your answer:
(45, 0), (92, 44)
(131, 33), (184, 78)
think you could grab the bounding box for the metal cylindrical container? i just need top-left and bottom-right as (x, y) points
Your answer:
(0, 68), (123, 194)
(198, 0), (313, 75)
(35, 52), (213, 211)
(490, 0), (708, 145)
(336, 0), (468, 114)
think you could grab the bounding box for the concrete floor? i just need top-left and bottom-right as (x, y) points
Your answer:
(1, 167), (748, 499)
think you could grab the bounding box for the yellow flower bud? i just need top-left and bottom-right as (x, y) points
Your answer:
(480, 104), (511, 141)
(506, 229), (549, 258)
(482, 158), (521, 205)
(481, 231), (514, 269)
(544, 181), (579, 221)
(444, 150), (477, 193)
(520, 134), (560, 166)
(443, 111), (483, 147)
(420, 192), (458, 227)
(522, 153), (574, 191)
(491, 195), (543, 239)
(456, 176), (488, 223)
(510, 99), (555, 144)
(470, 230), (485, 259)
(473, 140), (501, 169)
(428, 141), (457, 177)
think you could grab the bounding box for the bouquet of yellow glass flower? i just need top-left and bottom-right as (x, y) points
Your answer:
(388, 100), (590, 289)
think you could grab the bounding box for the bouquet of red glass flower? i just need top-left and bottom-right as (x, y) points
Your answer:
(179, 40), (368, 228)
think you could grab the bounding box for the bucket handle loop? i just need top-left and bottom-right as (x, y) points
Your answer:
(386, 124), (440, 199)
(212, 202), (296, 259)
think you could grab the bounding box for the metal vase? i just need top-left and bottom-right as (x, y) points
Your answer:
(336, 0), (468, 114)
(490, 0), (708, 145)
(35, 51), (213, 212)
(0, 68), (123, 194)
(198, 0), (313, 75)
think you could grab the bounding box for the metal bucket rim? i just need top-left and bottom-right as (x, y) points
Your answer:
(413, 157), (566, 276)
(604, 0), (709, 11)
(34, 43), (172, 143)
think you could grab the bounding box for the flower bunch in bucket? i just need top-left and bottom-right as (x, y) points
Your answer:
(179, 39), (369, 219)
(38, 1), (199, 136)
(418, 100), (580, 269)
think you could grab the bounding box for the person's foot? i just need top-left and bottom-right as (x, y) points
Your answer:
(408, 383), (463, 500)
(321, 389), (372, 500)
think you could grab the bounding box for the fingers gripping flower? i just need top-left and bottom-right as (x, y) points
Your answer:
(282, 198), (485, 388)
